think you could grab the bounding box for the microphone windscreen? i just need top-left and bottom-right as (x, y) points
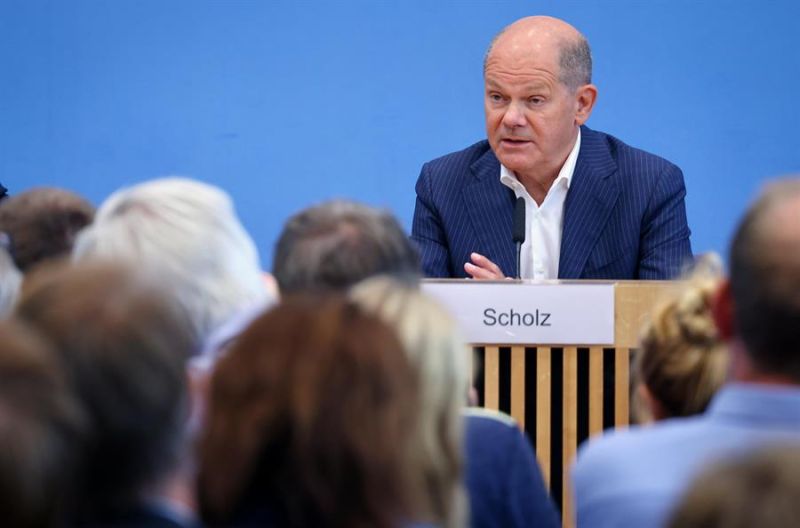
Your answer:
(513, 197), (526, 243)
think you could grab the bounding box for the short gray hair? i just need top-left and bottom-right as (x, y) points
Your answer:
(73, 177), (272, 346)
(273, 200), (420, 295)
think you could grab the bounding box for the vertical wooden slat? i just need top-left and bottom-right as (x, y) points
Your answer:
(484, 346), (500, 410)
(536, 347), (551, 488)
(588, 346), (604, 436)
(615, 347), (630, 428)
(562, 347), (578, 528)
(510, 346), (525, 428)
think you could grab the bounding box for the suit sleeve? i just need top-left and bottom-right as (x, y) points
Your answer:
(410, 163), (453, 278)
(638, 164), (693, 279)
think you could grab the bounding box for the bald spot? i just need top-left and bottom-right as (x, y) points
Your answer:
(752, 193), (800, 275)
(485, 16), (587, 85)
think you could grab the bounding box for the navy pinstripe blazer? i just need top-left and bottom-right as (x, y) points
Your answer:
(411, 126), (692, 279)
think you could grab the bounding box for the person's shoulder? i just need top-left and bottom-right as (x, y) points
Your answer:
(574, 415), (711, 485)
(582, 126), (681, 176)
(422, 140), (493, 174)
(464, 407), (520, 432)
(463, 408), (527, 452)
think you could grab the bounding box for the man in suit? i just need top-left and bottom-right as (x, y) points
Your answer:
(411, 16), (692, 280)
(572, 178), (800, 528)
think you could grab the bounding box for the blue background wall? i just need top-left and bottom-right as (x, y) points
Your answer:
(3, 0), (799, 269)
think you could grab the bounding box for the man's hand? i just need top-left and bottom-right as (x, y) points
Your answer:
(464, 252), (506, 279)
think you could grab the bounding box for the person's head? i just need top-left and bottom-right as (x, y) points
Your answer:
(198, 295), (421, 528)
(0, 187), (94, 273)
(73, 177), (271, 346)
(0, 319), (84, 528)
(633, 255), (728, 423)
(15, 261), (195, 518)
(484, 16), (597, 183)
(272, 200), (420, 295)
(350, 277), (470, 528)
(667, 444), (800, 528)
(713, 179), (800, 382)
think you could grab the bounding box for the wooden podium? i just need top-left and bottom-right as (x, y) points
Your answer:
(423, 280), (677, 528)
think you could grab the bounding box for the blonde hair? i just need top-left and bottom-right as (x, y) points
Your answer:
(350, 277), (469, 528)
(633, 254), (728, 422)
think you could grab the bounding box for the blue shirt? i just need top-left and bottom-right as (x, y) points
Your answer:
(464, 409), (560, 528)
(572, 383), (800, 528)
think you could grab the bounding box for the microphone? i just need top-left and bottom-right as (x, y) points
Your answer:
(512, 197), (526, 279)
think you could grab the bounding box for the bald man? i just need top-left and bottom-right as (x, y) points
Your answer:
(411, 16), (692, 280)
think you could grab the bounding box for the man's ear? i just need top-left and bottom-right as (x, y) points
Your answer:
(711, 279), (735, 340)
(574, 84), (598, 126)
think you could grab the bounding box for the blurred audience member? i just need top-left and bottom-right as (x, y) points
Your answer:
(197, 296), (421, 528)
(0, 319), (84, 528)
(72, 177), (273, 361)
(573, 179), (800, 528)
(0, 187), (94, 272)
(16, 262), (198, 528)
(0, 245), (22, 317)
(667, 445), (800, 528)
(273, 200), (420, 295)
(632, 254), (728, 423)
(351, 277), (560, 528)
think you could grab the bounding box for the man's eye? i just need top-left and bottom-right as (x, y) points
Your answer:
(529, 96), (544, 105)
(489, 93), (504, 102)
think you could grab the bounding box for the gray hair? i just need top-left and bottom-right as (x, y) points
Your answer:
(273, 200), (420, 295)
(350, 277), (469, 528)
(73, 177), (272, 346)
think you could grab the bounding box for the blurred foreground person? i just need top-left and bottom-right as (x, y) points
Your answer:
(0, 320), (84, 528)
(632, 255), (728, 423)
(573, 179), (800, 528)
(16, 262), (198, 528)
(198, 296), (422, 528)
(73, 177), (273, 362)
(273, 200), (420, 295)
(667, 445), (800, 528)
(0, 245), (22, 317)
(351, 277), (560, 528)
(0, 187), (94, 272)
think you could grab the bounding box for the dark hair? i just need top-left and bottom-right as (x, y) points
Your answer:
(0, 187), (95, 272)
(198, 295), (421, 528)
(273, 200), (420, 295)
(0, 319), (84, 528)
(15, 261), (195, 518)
(668, 445), (800, 528)
(728, 179), (800, 380)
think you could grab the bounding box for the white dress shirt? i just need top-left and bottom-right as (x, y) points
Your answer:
(500, 129), (581, 280)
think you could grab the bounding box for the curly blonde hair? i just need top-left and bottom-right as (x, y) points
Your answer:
(633, 254), (728, 422)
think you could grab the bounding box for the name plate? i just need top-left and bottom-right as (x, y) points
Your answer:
(421, 281), (615, 345)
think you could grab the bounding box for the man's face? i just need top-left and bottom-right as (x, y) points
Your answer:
(484, 42), (581, 182)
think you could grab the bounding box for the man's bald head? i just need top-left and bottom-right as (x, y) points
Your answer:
(729, 179), (800, 379)
(484, 16), (592, 91)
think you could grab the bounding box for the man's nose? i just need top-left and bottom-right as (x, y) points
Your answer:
(501, 101), (526, 129)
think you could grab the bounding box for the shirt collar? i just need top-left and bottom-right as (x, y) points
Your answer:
(499, 128), (581, 192)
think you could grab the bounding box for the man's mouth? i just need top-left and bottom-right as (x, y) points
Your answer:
(501, 138), (531, 146)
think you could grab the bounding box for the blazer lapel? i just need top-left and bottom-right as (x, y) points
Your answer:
(461, 148), (517, 276)
(559, 128), (620, 279)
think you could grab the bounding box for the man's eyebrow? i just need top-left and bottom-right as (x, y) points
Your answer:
(485, 78), (550, 92)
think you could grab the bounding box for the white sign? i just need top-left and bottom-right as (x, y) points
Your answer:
(422, 280), (615, 345)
